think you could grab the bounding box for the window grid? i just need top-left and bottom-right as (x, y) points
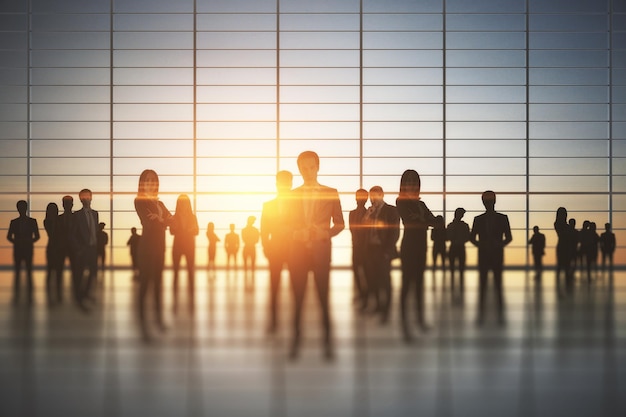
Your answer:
(0, 1), (623, 268)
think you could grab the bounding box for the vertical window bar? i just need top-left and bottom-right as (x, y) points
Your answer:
(525, 0), (530, 268)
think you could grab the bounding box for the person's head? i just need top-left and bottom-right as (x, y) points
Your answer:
(481, 190), (496, 211)
(582, 220), (590, 229)
(229, 223), (235, 232)
(207, 222), (215, 232)
(62, 195), (73, 212)
(399, 169), (421, 199)
(138, 169), (159, 198)
(79, 189), (92, 209)
(175, 194), (192, 216)
(454, 207), (466, 221)
(533, 225), (539, 233)
(98, 222), (105, 231)
(247, 215), (256, 226)
(131, 227), (137, 235)
(590, 222), (596, 231)
(556, 207), (567, 223)
(369, 186), (384, 206)
(46, 202), (58, 220)
(434, 215), (444, 227)
(16, 200), (27, 216)
(297, 151), (320, 185)
(276, 170), (293, 195)
(355, 188), (368, 206)
(605, 222), (611, 232)
(569, 218), (576, 228)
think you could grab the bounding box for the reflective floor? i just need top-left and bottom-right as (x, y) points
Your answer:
(1, 267), (625, 417)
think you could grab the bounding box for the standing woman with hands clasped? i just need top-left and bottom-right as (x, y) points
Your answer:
(396, 169), (436, 343)
(135, 169), (172, 339)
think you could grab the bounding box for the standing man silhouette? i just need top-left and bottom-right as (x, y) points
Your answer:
(71, 189), (99, 309)
(58, 195), (75, 297)
(287, 151), (344, 360)
(446, 207), (470, 291)
(363, 185), (399, 324)
(470, 191), (512, 325)
(224, 223), (240, 272)
(528, 225), (546, 277)
(7, 200), (40, 304)
(261, 170), (293, 333)
(241, 215), (260, 289)
(600, 222), (616, 273)
(348, 188), (369, 311)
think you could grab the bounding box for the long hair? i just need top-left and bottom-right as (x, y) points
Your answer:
(45, 202), (59, 221)
(175, 194), (193, 219)
(137, 169), (158, 197)
(398, 169), (421, 200)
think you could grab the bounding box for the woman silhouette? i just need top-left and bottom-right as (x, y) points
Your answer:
(135, 169), (172, 338)
(396, 170), (435, 342)
(170, 194), (199, 314)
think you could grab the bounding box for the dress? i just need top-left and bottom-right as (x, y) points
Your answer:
(396, 197), (435, 336)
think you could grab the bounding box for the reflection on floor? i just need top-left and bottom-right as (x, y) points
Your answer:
(1, 267), (624, 417)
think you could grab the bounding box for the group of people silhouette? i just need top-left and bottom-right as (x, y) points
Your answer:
(6, 150), (618, 358)
(7, 191), (108, 310)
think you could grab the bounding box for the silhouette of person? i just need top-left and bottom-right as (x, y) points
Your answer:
(600, 222), (616, 273)
(97, 222), (108, 274)
(569, 218), (581, 274)
(44, 202), (63, 304)
(261, 170), (293, 333)
(170, 194), (199, 314)
(71, 189), (99, 310)
(446, 207), (470, 291)
(528, 226), (546, 278)
(580, 221), (599, 282)
(127, 227), (141, 279)
(287, 151), (344, 360)
(224, 223), (240, 272)
(430, 215), (446, 276)
(7, 200), (40, 304)
(242, 215), (260, 289)
(554, 207), (572, 282)
(57, 195), (75, 299)
(206, 222), (220, 279)
(470, 191), (512, 326)
(135, 169), (172, 338)
(348, 188), (369, 311)
(396, 170), (436, 342)
(363, 186), (400, 324)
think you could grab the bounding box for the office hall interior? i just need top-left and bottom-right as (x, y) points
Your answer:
(1, 0), (625, 416)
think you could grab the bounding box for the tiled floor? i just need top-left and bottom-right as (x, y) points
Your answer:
(1, 266), (624, 417)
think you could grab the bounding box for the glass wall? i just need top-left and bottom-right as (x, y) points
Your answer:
(0, 0), (624, 269)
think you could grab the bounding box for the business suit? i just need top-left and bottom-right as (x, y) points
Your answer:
(364, 202), (400, 322)
(7, 214), (40, 303)
(261, 196), (292, 332)
(287, 183), (344, 357)
(72, 207), (99, 304)
(470, 207), (512, 323)
(349, 204), (368, 308)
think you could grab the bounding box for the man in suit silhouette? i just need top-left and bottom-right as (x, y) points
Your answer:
(261, 170), (293, 333)
(363, 186), (400, 323)
(57, 195), (75, 301)
(470, 191), (512, 325)
(71, 189), (99, 309)
(7, 200), (40, 304)
(287, 151), (344, 360)
(349, 188), (369, 311)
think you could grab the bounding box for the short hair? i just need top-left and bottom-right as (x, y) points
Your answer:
(369, 185), (383, 194)
(79, 188), (92, 199)
(481, 190), (496, 203)
(297, 151), (319, 169)
(16, 200), (27, 211)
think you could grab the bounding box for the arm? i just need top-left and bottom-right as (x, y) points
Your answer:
(32, 219), (40, 243)
(7, 220), (15, 244)
(469, 218), (479, 247)
(329, 190), (345, 238)
(502, 215), (513, 247)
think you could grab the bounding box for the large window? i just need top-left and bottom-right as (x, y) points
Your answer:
(1, 0), (624, 268)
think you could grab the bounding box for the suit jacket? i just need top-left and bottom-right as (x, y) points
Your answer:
(470, 211), (512, 269)
(72, 208), (99, 250)
(288, 184), (345, 245)
(365, 202), (400, 259)
(261, 197), (292, 262)
(7, 216), (40, 252)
